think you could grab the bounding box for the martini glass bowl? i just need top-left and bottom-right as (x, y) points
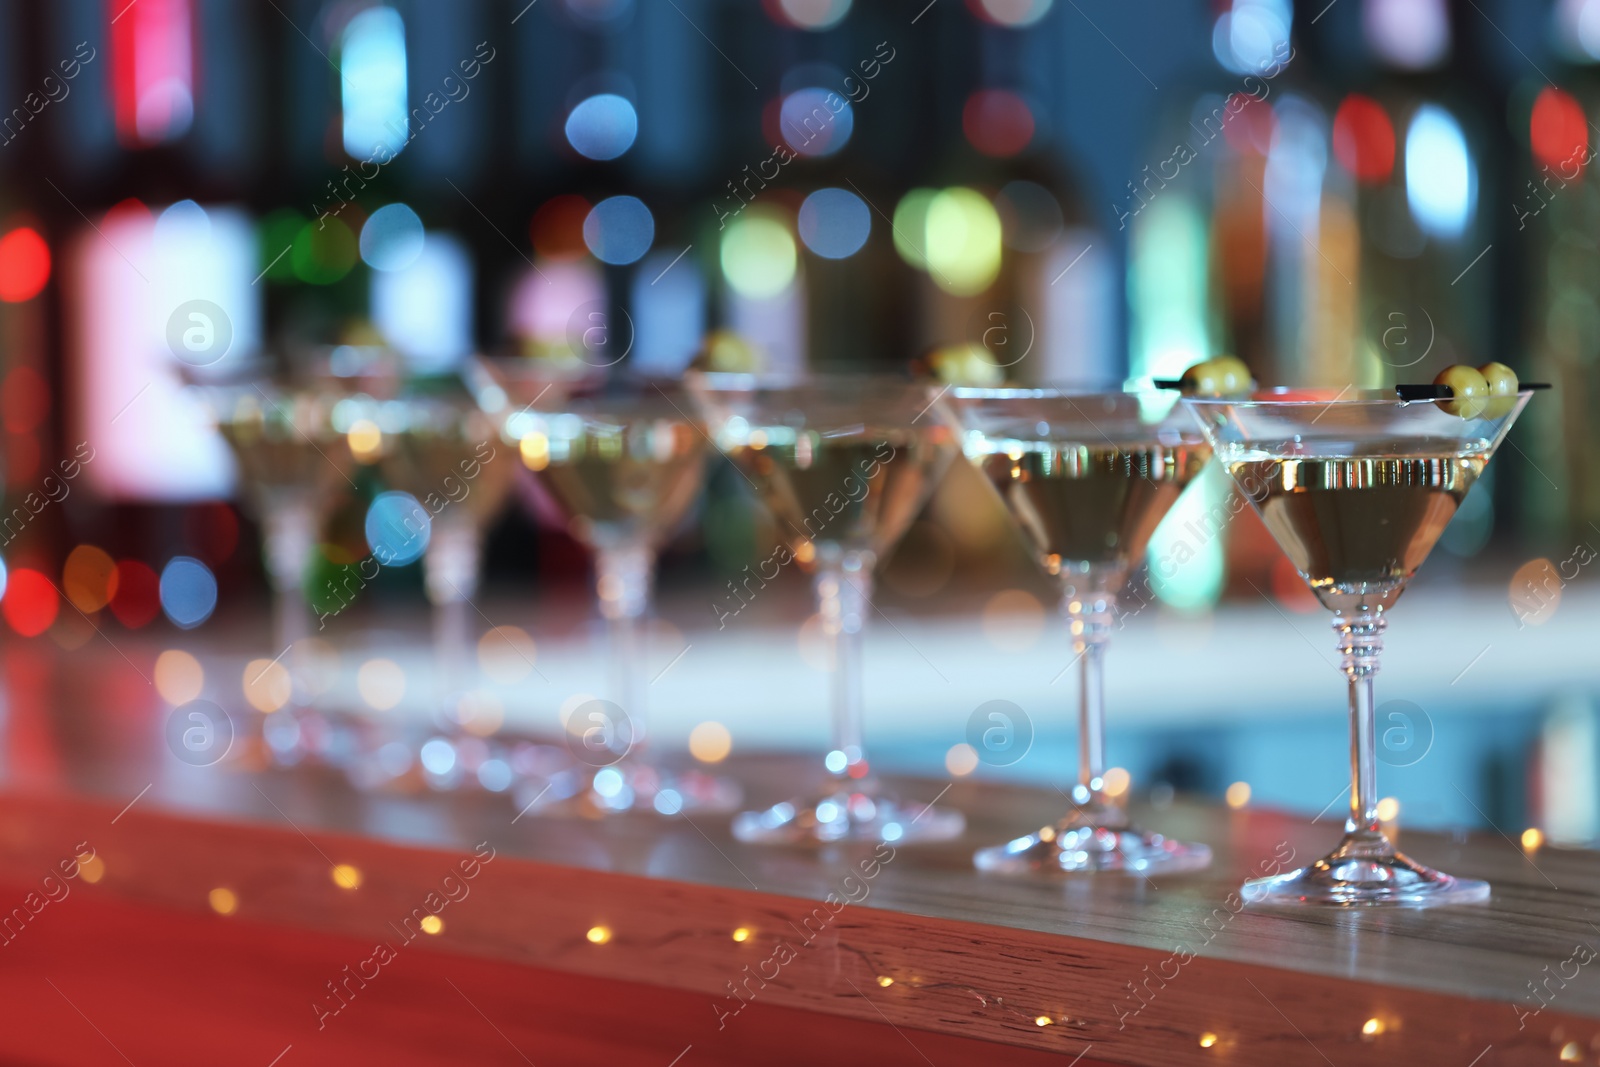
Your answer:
(691, 374), (964, 846)
(477, 363), (741, 817)
(1184, 387), (1532, 907)
(945, 387), (1214, 874)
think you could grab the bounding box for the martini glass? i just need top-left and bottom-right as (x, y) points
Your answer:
(946, 388), (1214, 874)
(1184, 387), (1532, 907)
(478, 365), (741, 816)
(360, 386), (517, 789)
(691, 374), (964, 845)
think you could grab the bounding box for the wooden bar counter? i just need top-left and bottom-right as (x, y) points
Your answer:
(1, 736), (1596, 1066)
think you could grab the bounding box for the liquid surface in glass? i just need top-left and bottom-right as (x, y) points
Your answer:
(527, 419), (705, 550)
(730, 428), (954, 560)
(1228, 451), (1484, 606)
(976, 441), (1211, 574)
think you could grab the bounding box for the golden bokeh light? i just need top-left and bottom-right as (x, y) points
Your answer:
(420, 915), (443, 935)
(1375, 797), (1400, 822)
(586, 925), (612, 945)
(154, 649), (205, 705)
(1522, 827), (1544, 850)
(347, 419), (383, 462)
(1033, 1015), (1053, 1027)
(1199, 1032), (1218, 1048)
(357, 658), (406, 710)
(78, 853), (105, 884)
(63, 545), (119, 613)
(1224, 782), (1251, 809)
(877, 976), (894, 987)
(1103, 767), (1131, 798)
(208, 887), (238, 915)
(732, 927), (751, 943)
(243, 658), (292, 713)
(477, 625), (537, 684)
(689, 721), (733, 764)
(1507, 557), (1561, 627)
(331, 864), (363, 890)
(945, 743), (979, 777)
(1362, 1017), (1384, 1036)
(520, 431), (550, 471)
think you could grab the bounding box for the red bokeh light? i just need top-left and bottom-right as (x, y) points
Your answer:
(1332, 94), (1396, 184)
(103, 198), (152, 229)
(962, 90), (1035, 158)
(530, 195), (591, 260)
(109, 560), (161, 628)
(1530, 87), (1588, 173)
(0, 228), (51, 303)
(3, 568), (60, 637)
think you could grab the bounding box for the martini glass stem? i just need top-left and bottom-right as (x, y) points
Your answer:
(425, 513), (482, 715)
(597, 543), (654, 752)
(818, 550), (872, 779)
(1336, 607), (1388, 836)
(262, 497), (316, 700)
(1065, 587), (1116, 814)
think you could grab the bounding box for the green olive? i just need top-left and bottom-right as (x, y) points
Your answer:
(1433, 364), (1489, 418)
(1181, 356), (1253, 397)
(1208, 355), (1253, 396)
(1478, 362), (1519, 418)
(1179, 358), (1219, 396)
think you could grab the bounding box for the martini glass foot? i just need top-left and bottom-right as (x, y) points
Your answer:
(975, 807), (1211, 874)
(732, 787), (965, 845)
(1243, 830), (1488, 907)
(514, 760), (742, 818)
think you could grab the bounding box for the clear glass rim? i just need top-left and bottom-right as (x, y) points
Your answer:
(948, 383), (1158, 401)
(1181, 386), (1539, 407)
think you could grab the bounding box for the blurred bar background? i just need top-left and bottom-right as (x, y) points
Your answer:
(0, 0), (1596, 842)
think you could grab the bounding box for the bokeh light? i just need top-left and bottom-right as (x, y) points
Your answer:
(154, 648), (205, 705)
(797, 187), (870, 259)
(970, 0), (1053, 27)
(1405, 104), (1475, 239)
(925, 187), (1003, 295)
(775, 0), (851, 29)
(242, 658), (292, 713)
(1331, 94), (1395, 184)
(688, 721), (733, 763)
(63, 545), (119, 613)
(565, 93), (639, 161)
(331, 864), (363, 890)
(360, 203), (426, 272)
(478, 625), (538, 684)
(780, 87), (853, 157)
(1225, 781), (1251, 809)
(1211, 0), (1291, 74)
(291, 217), (359, 284)
(208, 887), (238, 915)
(0, 227), (51, 302)
(3, 568), (58, 637)
(358, 657), (406, 710)
(1530, 87), (1588, 172)
(721, 212), (798, 298)
(962, 90), (1034, 158)
(1364, 0), (1449, 69)
(110, 560), (161, 628)
(365, 491), (430, 566)
(583, 196), (655, 265)
(891, 188), (937, 269)
(347, 418), (383, 462)
(944, 742), (979, 776)
(159, 556), (218, 629)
